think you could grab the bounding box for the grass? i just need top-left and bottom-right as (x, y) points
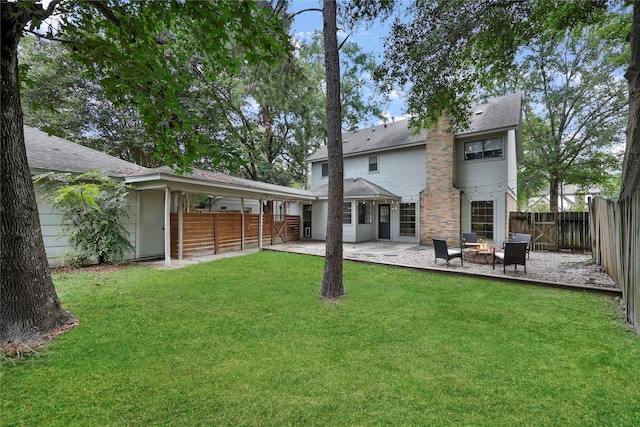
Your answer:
(2, 251), (640, 426)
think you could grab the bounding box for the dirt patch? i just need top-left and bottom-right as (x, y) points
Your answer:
(51, 263), (130, 275)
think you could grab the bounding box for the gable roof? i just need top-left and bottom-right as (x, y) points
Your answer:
(25, 126), (314, 201)
(311, 178), (400, 200)
(306, 93), (522, 162)
(25, 126), (148, 177)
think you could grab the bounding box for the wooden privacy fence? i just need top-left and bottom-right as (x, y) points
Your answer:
(509, 211), (591, 252)
(170, 212), (300, 259)
(590, 194), (639, 335)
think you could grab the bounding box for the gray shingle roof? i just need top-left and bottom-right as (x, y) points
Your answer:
(459, 93), (522, 137)
(135, 166), (314, 199)
(307, 93), (522, 162)
(311, 178), (400, 200)
(24, 126), (314, 200)
(25, 126), (148, 177)
(306, 119), (425, 162)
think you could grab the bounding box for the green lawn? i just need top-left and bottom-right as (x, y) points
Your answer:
(2, 251), (640, 426)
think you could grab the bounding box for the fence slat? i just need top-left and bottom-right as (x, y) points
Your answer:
(170, 212), (301, 258)
(590, 194), (639, 335)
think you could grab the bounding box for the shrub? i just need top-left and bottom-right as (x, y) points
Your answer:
(35, 170), (135, 265)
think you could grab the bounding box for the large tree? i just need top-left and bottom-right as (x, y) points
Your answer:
(1, 0), (288, 345)
(319, 0), (344, 299)
(513, 26), (627, 211)
(375, 0), (639, 199)
(620, 0), (640, 199)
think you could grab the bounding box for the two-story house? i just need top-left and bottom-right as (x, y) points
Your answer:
(305, 93), (523, 245)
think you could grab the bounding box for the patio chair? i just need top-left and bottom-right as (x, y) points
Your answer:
(493, 241), (527, 273)
(462, 232), (477, 249)
(433, 238), (463, 266)
(509, 233), (531, 259)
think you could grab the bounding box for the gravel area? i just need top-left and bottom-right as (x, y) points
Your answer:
(269, 241), (619, 290)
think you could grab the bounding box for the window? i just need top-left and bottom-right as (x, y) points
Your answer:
(471, 200), (494, 240)
(368, 155), (378, 172)
(464, 137), (503, 160)
(358, 201), (373, 224)
(399, 203), (416, 236)
(321, 162), (329, 177)
(343, 202), (352, 224)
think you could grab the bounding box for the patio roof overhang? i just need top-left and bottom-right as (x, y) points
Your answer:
(124, 171), (316, 202)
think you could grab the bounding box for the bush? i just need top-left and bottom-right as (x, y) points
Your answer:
(35, 170), (135, 264)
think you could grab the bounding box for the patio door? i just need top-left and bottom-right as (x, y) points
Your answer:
(378, 204), (391, 240)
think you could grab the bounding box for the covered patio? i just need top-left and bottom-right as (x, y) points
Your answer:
(125, 166), (315, 268)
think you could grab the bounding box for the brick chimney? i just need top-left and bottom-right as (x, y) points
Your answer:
(420, 116), (461, 245)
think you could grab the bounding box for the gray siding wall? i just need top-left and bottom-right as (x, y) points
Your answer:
(456, 131), (511, 244)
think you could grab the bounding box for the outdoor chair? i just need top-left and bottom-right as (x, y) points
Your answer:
(462, 232), (477, 249)
(493, 241), (528, 273)
(433, 238), (463, 266)
(506, 233), (532, 259)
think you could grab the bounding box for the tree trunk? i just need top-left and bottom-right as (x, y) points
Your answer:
(319, 0), (345, 300)
(1, 3), (77, 344)
(549, 176), (560, 213)
(620, 1), (640, 199)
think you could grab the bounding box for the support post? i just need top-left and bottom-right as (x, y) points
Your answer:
(164, 187), (171, 268)
(241, 198), (245, 251)
(178, 192), (183, 260)
(259, 198), (264, 251)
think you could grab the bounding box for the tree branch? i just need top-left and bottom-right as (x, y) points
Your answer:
(288, 8), (323, 20)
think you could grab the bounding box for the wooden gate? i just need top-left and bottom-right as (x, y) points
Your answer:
(509, 211), (590, 252)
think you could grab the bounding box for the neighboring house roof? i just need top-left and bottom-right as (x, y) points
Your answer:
(25, 126), (148, 177)
(306, 93), (523, 162)
(25, 126), (314, 201)
(311, 178), (400, 200)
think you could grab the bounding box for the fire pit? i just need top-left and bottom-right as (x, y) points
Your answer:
(463, 242), (497, 264)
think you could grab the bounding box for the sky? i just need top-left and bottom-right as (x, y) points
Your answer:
(288, 1), (408, 126)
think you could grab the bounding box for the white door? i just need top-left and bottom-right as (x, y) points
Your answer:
(138, 191), (166, 258)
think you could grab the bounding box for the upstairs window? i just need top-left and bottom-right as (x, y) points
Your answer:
(368, 155), (378, 172)
(464, 137), (503, 160)
(321, 162), (329, 177)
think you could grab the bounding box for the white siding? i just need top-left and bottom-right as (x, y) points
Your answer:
(343, 146), (426, 198)
(311, 201), (328, 240)
(506, 129), (518, 200)
(310, 145), (425, 244)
